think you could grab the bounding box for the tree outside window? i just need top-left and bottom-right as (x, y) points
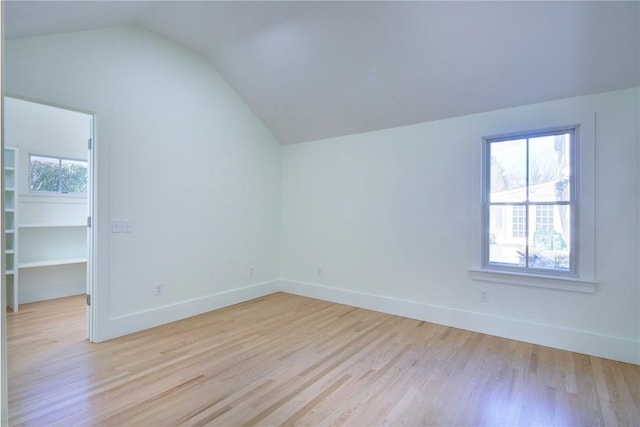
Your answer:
(30, 154), (88, 194)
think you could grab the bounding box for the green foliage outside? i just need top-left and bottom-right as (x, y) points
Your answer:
(30, 159), (59, 192)
(61, 162), (88, 193)
(30, 158), (87, 194)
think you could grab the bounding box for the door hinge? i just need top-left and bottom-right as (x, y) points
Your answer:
(86, 294), (91, 306)
(87, 216), (92, 228)
(88, 138), (93, 150)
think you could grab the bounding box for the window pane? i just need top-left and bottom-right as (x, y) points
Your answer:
(489, 139), (526, 203)
(61, 159), (88, 193)
(528, 205), (571, 271)
(488, 205), (526, 266)
(528, 133), (571, 202)
(30, 155), (59, 192)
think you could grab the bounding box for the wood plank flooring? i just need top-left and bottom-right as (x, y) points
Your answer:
(7, 293), (640, 426)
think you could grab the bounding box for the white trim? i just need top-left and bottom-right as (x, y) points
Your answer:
(279, 279), (639, 365)
(1, 20), (8, 421)
(468, 269), (596, 293)
(19, 194), (87, 203)
(97, 280), (280, 342)
(472, 111), (596, 289)
(88, 278), (636, 363)
(87, 110), (98, 343)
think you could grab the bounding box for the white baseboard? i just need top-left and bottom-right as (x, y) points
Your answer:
(95, 278), (638, 364)
(279, 279), (640, 365)
(99, 280), (280, 342)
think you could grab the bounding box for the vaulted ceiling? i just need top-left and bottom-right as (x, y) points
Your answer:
(5, 1), (639, 145)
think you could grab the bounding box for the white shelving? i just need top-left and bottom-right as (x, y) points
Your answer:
(14, 221), (88, 306)
(4, 146), (88, 308)
(18, 224), (87, 269)
(19, 258), (87, 269)
(16, 222), (88, 304)
(4, 147), (19, 311)
(19, 223), (86, 228)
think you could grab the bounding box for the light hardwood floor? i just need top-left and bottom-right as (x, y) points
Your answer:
(7, 293), (640, 426)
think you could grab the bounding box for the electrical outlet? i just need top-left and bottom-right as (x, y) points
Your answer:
(154, 283), (164, 296)
(479, 288), (489, 303)
(249, 266), (255, 277)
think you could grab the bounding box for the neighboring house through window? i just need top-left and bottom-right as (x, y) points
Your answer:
(536, 204), (554, 232)
(512, 205), (526, 238)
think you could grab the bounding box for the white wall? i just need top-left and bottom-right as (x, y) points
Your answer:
(5, 26), (282, 341)
(281, 88), (640, 364)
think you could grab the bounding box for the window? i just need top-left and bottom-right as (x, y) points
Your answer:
(535, 205), (554, 232)
(30, 154), (88, 194)
(484, 129), (574, 274)
(512, 205), (526, 238)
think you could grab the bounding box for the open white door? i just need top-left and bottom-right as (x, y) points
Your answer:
(86, 119), (95, 341)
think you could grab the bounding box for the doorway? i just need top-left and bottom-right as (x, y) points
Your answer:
(3, 96), (95, 339)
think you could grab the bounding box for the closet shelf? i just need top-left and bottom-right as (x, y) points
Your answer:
(4, 147), (18, 312)
(18, 258), (87, 269)
(19, 223), (86, 228)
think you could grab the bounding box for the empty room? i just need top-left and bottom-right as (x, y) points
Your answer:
(1, 1), (639, 426)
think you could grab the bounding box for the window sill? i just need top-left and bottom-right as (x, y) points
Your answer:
(469, 269), (597, 293)
(20, 193), (87, 204)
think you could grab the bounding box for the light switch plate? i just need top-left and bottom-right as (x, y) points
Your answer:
(111, 219), (123, 233)
(123, 219), (134, 233)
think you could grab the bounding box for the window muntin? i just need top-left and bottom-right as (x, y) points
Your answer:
(30, 154), (88, 195)
(484, 129), (575, 274)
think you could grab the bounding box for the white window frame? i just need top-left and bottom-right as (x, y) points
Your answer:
(483, 127), (577, 276)
(29, 153), (88, 195)
(469, 111), (597, 293)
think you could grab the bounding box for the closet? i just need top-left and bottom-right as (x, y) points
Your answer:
(4, 97), (90, 311)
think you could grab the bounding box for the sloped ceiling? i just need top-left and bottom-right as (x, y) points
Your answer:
(5, 1), (639, 145)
